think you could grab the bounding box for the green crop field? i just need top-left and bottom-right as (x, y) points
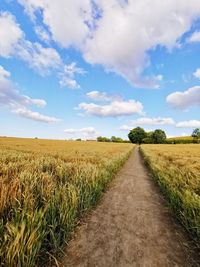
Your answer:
(0, 137), (133, 266)
(141, 144), (200, 241)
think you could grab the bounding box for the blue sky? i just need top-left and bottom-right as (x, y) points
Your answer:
(1, 0), (200, 140)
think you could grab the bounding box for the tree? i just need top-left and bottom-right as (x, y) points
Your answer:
(111, 136), (123, 143)
(128, 127), (146, 144)
(192, 128), (200, 143)
(97, 136), (111, 142)
(143, 131), (154, 144)
(152, 129), (166, 144)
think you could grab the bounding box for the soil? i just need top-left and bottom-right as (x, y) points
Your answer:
(59, 147), (199, 267)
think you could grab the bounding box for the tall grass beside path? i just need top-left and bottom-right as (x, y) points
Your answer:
(141, 144), (200, 243)
(0, 138), (134, 266)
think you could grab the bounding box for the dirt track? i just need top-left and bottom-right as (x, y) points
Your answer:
(60, 147), (198, 267)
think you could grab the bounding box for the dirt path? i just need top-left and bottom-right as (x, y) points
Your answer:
(60, 147), (198, 267)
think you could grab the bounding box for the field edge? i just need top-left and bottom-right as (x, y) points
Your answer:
(139, 145), (200, 252)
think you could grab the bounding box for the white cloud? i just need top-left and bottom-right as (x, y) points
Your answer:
(166, 86), (200, 109)
(193, 68), (200, 79)
(14, 108), (61, 123)
(16, 41), (62, 74)
(86, 91), (122, 102)
(187, 31), (200, 43)
(0, 65), (60, 123)
(0, 12), (23, 57)
(77, 99), (143, 117)
(132, 117), (174, 126)
(0, 65), (11, 78)
(0, 11), (82, 86)
(59, 62), (85, 89)
(60, 78), (80, 89)
(0, 11), (62, 74)
(176, 120), (200, 128)
(120, 117), (175, 131)
(83, 0), (200, 88)
(62, 62), (85, 77)
(18, 0), (200, 88)
(18, 0), (93, 47)
(0, 67), (46, 108)
(34, 26), (51, 42)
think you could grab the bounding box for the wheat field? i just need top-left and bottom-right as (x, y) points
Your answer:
(0, 137), (133, 266)
(141, 144), (200, 241)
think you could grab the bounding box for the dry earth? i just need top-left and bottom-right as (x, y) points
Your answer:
(59, 147), (199, 267)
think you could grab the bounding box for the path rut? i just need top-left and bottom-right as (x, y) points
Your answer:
(60, 147), (198, 267)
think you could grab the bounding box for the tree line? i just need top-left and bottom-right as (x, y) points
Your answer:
(127, 127), (200, 144)
(97, 136), (130, 143)
(128, 127), (166, 144)
(94, 128), (200, 144)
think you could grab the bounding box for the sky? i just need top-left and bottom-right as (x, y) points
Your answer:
(1, 0), (200, 140)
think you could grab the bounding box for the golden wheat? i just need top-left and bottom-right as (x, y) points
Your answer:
(0, 137), (134, 266)
(141, 144), (200, 241)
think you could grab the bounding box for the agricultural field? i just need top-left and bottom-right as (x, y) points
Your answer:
(141, 144), (200, 241)
(0, 137), (133, 266)
(166, 136), (194, 144)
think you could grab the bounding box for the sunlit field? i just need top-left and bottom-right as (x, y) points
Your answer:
(0, 137), (133, 266)
(141, 144), (200, 241)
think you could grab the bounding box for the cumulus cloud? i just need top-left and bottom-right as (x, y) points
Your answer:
(59, 62), (85, 89)
(62, 62), (85, 77)
(18, 0), (200, 88)
(131, 117), (174, 126)
(77, 99), (143, 117)
(0, 67), (46, 108)
(60, 79), (80, 89)
(120, 117), (200, 130)
(14, 108), (60, 123)
(0, 11), (83, 87)
(166, 86), (200, 109)
(176, 120), (200, 128)
(0, 65), (10, 78)
(193, 68), (200, 79)
(0, 11), (61, 73)
(16, 41), (62, 74)
(86, 91), (122, 102)
(88, 0), (200, 87)
(120, 117), (175, 131)
(34, 26), (51, 42)
(0, 65), (60, 123)
(18, 0), (93, 47)
(0, 11), (23, 57)
(187, 31), (200, 43)
(84, 1), (200, 88)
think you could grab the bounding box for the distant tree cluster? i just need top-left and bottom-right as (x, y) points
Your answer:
(191, 128), (200, 143)
(128, 127), (166, 144)
(97, 136), (111, 142)
(127, 127), (200, 144)
(97, 136), (130, 143)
